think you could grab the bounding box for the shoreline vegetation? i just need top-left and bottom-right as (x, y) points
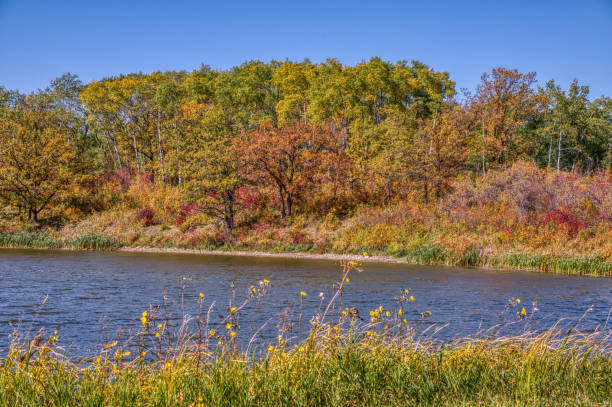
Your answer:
(2, 263), (611, 406)
(1, 61), (611, 278)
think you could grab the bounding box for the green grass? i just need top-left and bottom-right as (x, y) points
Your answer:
(64, 233), (119, 250)
(405, 243), (448, 264)
(2, 331), (610, 407)
(403, 243), (612, 277)
(0, 230), (59, 248)
(497, 253), (612, 276)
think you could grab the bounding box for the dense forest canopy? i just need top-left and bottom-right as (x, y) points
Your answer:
(0, 58), (610, 232)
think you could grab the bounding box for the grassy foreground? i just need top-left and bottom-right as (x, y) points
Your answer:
(2, 264), (611, 406)
(2, 330), (611, 407)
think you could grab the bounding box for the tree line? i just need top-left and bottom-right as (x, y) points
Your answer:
(0, 58), (610, 230)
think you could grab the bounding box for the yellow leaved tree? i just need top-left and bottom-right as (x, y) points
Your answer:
(0, 94), (78, 223)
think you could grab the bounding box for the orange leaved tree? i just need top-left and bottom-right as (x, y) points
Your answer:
(236, 122), (345, 218)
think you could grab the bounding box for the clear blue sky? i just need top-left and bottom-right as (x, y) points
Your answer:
(1, 0), (611, 97)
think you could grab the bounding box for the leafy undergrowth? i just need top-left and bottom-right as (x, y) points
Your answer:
(2, 263), (611, 406)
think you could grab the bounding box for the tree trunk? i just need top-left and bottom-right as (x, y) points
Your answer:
(481, 111), (486, 175)
(103, 132), (116, 169)
(547, 135), (553, 167)
(157, 110), (165, 183)
(132, 130), (140, 174)
(223, 190), (235, 239)
(109, 132), (123, 169)
(557, 131), (562, 173)
(278, 186), (286, 218)
(178, 161), (182, 186)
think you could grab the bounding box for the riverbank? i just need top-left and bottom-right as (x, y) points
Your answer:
(117, 246), (406, 263)
(1, 231), (611, 276)
(119, 246), (612, 276)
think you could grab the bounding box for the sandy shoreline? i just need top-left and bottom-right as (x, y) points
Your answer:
(116, 246), (407, 264)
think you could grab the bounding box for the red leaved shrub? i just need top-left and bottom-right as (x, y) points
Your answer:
(174, 202), (200, 226)
(540, 207), (586, 236)
(136, 207), (156, 226)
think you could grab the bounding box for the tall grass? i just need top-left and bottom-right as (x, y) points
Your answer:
(0, 232), (118, 251)
(405, 243), (612, 277)
(496, 253), (612, 276)
(64, 233), (119, 250)
(1, 263), (610, 406)
(2, 330), (609, 406)
(0, 231), (59, 248)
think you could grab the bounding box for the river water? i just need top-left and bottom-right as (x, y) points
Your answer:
(1, 249), (611, 355)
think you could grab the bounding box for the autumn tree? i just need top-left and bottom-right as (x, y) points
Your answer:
(215, 61), (278, 131)
(470, 68), (539, 172)
(0, 94), (78, 223)
(539, 80), (611, 172)
(237, 122), (344, 218)
(174, 101), (242, 235)
(408, 107), (472, 201)
(272, 60), (315, 125)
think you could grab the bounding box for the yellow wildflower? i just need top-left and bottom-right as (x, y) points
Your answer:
(230, 307), (237, 312)
(226, 322), (232, 330)
(199, 292), (204, 298)
(209, 329), (215, 336)
(300, 291), (307, 297)
(263, 279), (270, 284)
(398, 309), (403, 316)
(157, 323), (163, 329)
(516, 298), (520, 304)
(409, 296), (415, 302)
(521, 307), (526, 316)
(362, 251), (368, 257)
(155, 332), (160, 338)
(230, 331), (236, 338)
(385, 311), (390, 317)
